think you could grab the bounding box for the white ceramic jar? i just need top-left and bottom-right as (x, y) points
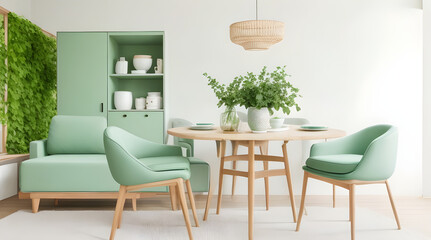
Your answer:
(146, 92), (162, 109)
(114, 91), (133, 110)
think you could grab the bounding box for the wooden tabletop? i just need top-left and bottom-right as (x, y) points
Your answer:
(168, 125), (346, 141)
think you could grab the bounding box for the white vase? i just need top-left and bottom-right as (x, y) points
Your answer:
(114, 91), (133, 110)
(247, 107), (270, 132)
(115, 57), (128, 74)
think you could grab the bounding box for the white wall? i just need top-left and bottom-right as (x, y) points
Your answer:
(0, 0), (31, 18)
(29, 0), (423, 196)
(423, 0), (431, 197)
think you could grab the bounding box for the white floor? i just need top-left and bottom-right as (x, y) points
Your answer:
(0, 207), (428, 240)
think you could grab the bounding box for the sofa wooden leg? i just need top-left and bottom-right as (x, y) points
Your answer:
(32, 198), (40, 213)
(54, 199), (59, 207)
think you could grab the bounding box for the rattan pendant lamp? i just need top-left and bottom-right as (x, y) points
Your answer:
(230, 0), (285, 50)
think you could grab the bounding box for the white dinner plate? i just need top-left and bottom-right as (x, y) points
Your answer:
(267, 124), (289, 132)
(190, 124), (215, 130)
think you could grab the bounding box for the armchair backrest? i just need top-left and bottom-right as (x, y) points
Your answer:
(350, 125), (398, 181)
(47, 115), (107, 155)
(285, 118), (309, 125)
(103, 126), (153, 185)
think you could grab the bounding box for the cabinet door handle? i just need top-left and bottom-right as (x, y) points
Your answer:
(123, 114), (127, 118)
(144, 114), (149, 117)
(100, 103), (104, 112)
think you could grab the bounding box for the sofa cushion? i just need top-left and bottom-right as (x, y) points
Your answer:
(19, 155), (166, 192)
(305, 154), (362, 174)
(47, 115), (107, 155)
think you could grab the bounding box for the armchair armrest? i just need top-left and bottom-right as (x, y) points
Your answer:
(177, 141), (194, 157)
(131, 137), (183, 159)
(29, 139), (48, 159)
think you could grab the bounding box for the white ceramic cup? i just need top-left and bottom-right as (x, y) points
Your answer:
(114, 91), (133, 110)
(135, 97), (146, 110)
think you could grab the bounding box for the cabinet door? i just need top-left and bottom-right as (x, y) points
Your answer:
(108, 112), (164, 143)
(57, 32), (107, 116)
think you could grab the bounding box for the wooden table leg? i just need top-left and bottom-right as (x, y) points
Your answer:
(248, 140), (255, 240)
(282, 141), (297, 223)
(216, 140), (226, 214)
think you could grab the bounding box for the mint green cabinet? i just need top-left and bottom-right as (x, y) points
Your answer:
(57, 31), (165, 142)
(57, 32), (108, 116)
(108, 112), (164, 143)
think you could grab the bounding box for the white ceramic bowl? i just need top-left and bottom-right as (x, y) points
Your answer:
(270, 118), (284, 129)
(133, 57), (152, 72)
(114, 91), (133, 110)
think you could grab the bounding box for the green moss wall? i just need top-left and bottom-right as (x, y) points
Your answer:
(2, 13), (57, 153)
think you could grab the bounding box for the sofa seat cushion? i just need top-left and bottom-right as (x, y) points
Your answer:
(137, 156), (190, 172)
(20, 155), (166, 192)
(305, 154), (362, 174)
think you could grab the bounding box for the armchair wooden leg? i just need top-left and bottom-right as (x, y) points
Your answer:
(216, 141), (226, 214)
(333, 184), (336, 208)
(296, 172), (308, 231)
(185, 180), (200, 227)
(260, 143), (269, 211)
(385, 181), (401, 230)
(169, 185), (178, 211)
(203, 180), (213, 221)
(231, 141), (238, 196)
(117, 192), (127, 229)
(32, 198), (40, 213)
(177, 179), (193, 240)
(349, 184), (356, 240)
(110, 185), (126, 240)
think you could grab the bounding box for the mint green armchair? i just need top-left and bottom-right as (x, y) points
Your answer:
(296, 125), (400, 240)
(171, 118), (194, 157)
(104, 126), (199, 240)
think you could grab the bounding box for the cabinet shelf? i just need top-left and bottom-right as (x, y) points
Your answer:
(110, 74), (163, 79)
(109, 109), (164, 112)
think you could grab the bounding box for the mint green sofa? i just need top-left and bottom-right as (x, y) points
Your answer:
(19, 115), (210, 213)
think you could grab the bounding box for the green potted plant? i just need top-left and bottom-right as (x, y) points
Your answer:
(204, 73), (241, 131)
(236, 66), (301, 132)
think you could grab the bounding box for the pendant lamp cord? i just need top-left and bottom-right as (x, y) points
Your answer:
(256, 0), (258, 20)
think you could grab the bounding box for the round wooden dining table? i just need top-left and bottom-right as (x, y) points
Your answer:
(168, 125), (346, 240)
